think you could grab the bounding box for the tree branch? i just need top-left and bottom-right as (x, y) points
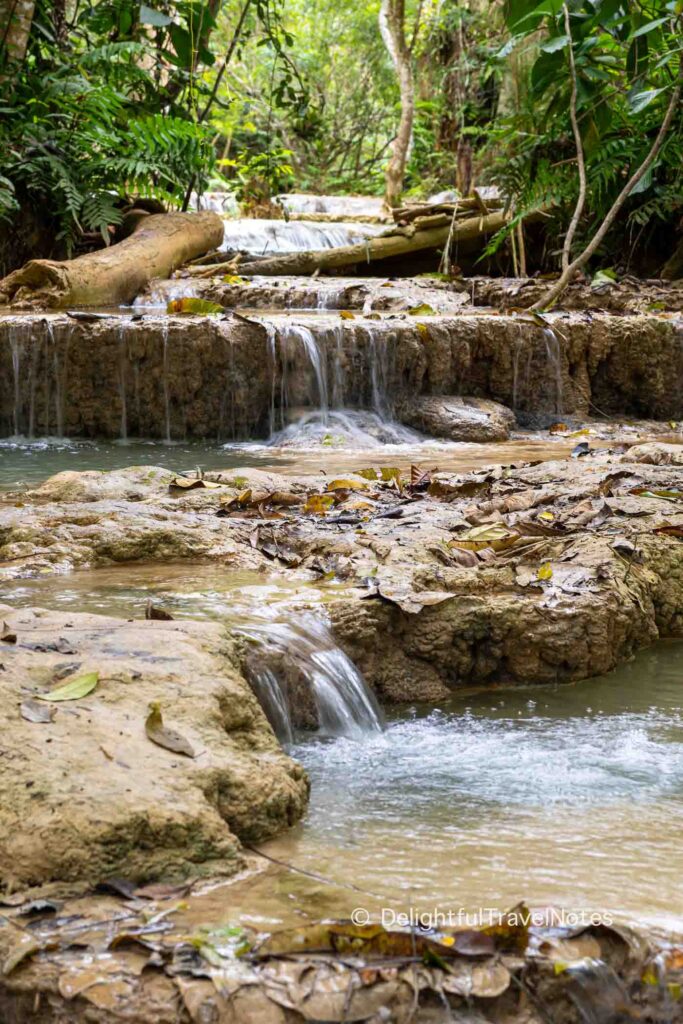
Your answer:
(531, 54), (682, 310)
(561, 2), (586, 273)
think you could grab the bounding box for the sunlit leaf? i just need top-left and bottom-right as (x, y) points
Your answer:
(167, 298), (225, 315)
(38, 671), (99, 702)
(449, 524), (519, 552)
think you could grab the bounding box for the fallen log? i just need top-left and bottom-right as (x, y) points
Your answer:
(0, 211), (224, 308)
(192, 210), (510, 278)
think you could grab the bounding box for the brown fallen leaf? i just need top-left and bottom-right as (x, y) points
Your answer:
(1, 621), (17, 644)
(145, 600), (174, 621)
(169, 475), (222, 491)
(449, 524), (519, 552)
(145, 702), (196, 758)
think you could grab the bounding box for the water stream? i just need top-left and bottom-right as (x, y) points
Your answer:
(4, 562), (683, 929)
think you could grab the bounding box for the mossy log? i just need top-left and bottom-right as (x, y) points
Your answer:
(0, 211), (224, 309)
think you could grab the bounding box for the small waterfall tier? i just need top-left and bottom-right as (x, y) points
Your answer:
(220, 219), (384, 255)
(259, 318), (422, 448)
(238, 613), (384, 744)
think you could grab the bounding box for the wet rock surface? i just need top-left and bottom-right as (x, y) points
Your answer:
(397, 395), (515, 441)
(1, 308), (681, 439)
(2, 445), (682, 704)
(0, 606), (308, 890)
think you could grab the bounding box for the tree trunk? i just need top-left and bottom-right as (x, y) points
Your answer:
(194, 210), (510, 277)
(0, 0), (35, 68)
(0, 211), (224, 308)
(379, 0), (414, 209)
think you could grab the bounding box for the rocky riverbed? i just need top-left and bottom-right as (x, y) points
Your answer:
(1, 272), (682, 1022)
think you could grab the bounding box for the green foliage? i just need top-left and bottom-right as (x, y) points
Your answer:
(485, 0), (683, 265)
(0, 0), (220, 254)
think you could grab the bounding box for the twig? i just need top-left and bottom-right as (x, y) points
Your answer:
(244, 844), (387, 900)
(561, 3), (586, 273)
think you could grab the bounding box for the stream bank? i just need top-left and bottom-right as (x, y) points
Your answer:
(1, 251), (682, 1021)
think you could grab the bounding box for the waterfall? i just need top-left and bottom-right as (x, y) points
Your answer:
(118, 321), (128, 441)
(161, 322), (172, 442)
(541, 325), (564, 415)
(238, 614), (384, 744)
(511, 321), (564, 419)
(257, 318), (420, 447)
(9, 324), (22, 437)
(220, 218), (383, 255)
(275, 193), (386, 218)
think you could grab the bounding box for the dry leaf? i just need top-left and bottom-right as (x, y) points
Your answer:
(449, 524), (519, 553)
(145, 702), (196, 758)
(1, 621), (16, 644)
(20, 699), (55, 724)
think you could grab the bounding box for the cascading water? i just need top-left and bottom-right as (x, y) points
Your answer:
(9, 323), (22, 437)
(542, 325), (564, 415)
(220, 219), (383, 255)
(511, 321), (564, 419)
(275, 193), (386, 218)
(161, 322), (172, 443)
(118, 321), (128, 442)
(258, 318), (421, 448)
(238, 613), (384, 744)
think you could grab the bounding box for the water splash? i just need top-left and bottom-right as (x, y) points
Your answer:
(133, 279), (200, 311)
(239, 613), (384, 744)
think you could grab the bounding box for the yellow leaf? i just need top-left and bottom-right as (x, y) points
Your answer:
(304, 494), (335, 515)
(326, 479), (370, 492)
(379, 467), (402, 483)
(449, 524), (519, 553)
(38, 671), (99, 702)
(344, 499), (376, 511)
(537, 511), (555, 522)
(169, 476), (221, 490)
(145, 701), (196, 758)
(356, 468), (379, 480)
(167, 298), (224, 315)
(407, 303), (436, 316)
(567, 428), (590, 438)
(339, 310), (355, 320)
(416, 322), (429, 339)
(537, 562), (553, 581)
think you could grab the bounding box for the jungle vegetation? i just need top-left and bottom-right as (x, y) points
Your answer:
(0, 0), (681, 275)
